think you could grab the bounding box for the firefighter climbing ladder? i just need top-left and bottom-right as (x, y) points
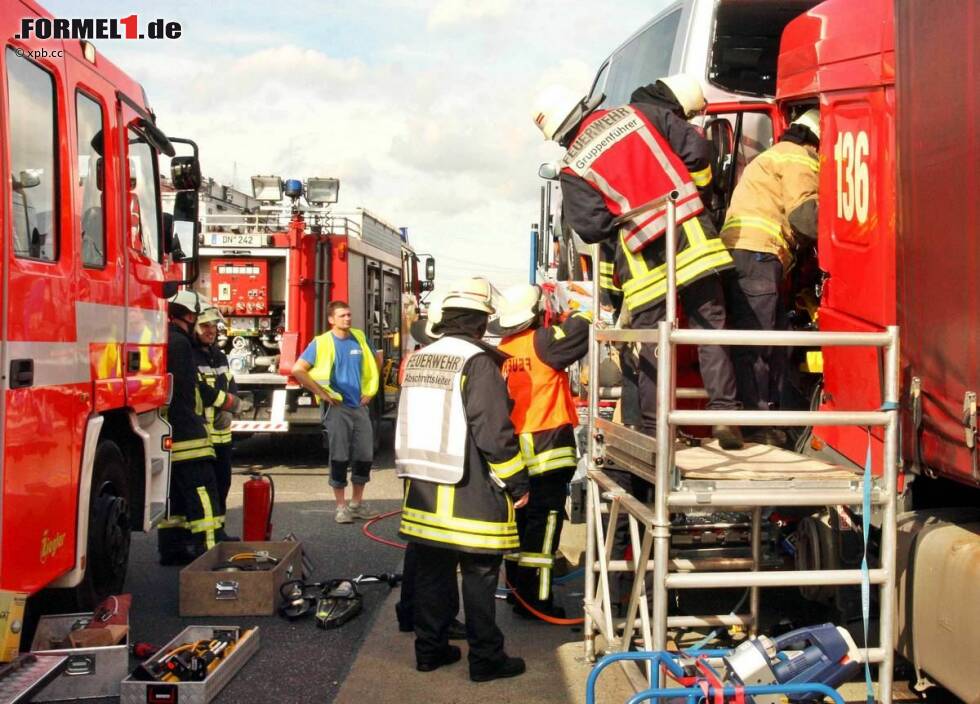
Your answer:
(582, 193), (899, 702)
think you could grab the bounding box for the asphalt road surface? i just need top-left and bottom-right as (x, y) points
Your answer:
(89, 433), (410, 704)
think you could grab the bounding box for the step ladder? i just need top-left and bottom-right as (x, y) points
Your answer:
(582, 193), (900, 702)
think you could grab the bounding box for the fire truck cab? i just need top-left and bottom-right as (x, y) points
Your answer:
(1, 0), (201, 626)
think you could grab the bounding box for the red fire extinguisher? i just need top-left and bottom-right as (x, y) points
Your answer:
(243, 473), (274, 541)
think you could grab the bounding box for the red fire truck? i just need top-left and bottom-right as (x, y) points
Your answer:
(1, 0), (201, 644)
(776, 0), (979, 698)
(191, 179), (434, 438)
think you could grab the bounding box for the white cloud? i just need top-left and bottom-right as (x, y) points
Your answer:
(426, 0), (515, 29)
(47, 0), (666, 291)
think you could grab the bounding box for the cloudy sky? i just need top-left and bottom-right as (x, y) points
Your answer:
(46, 0), (668, 287)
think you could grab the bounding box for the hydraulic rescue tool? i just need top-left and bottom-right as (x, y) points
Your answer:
(278, 573), (401, 627)
(132, 628), (251, 683)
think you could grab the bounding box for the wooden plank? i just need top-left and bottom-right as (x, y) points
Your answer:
(675, 440), (860, 481)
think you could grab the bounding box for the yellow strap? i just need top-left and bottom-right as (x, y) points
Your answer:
(766, 152), (819, 172)
(193, 486), (216, 549)
(622, 236), (731, 296)
(489, 451), (525, 480)
(552, 327), (566, 341)
(689, 164), (712, 187)
(400, 519), (519, 551)
(401, 507), (517, 536)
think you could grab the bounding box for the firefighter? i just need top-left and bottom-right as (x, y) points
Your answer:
(532, 76), (743, 448)
(158, 291), (226, 565)
(496, 284), (590, 618)
(291, 300), (381, 524)
(396, 277), (529, 682)
(721, 109), (821, 444)
(194, 306), (241, 540)
(396, 295), (465, 641)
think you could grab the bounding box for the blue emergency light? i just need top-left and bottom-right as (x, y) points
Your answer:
(283, 179), (303, 200)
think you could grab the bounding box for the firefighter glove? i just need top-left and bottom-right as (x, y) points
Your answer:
(214, 411), (233, 431)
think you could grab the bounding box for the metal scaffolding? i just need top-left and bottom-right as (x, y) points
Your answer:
(583, 193), (899, 701)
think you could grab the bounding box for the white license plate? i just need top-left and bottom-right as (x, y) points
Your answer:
(208, 233), (265, 248)
(297, 395), (312, 406)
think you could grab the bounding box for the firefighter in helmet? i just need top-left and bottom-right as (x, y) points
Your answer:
(532, 75), (744, 449)
(159, 291), (225, 565)
(496, 284), (590, 618)
(721, 109), (821, 445)
(396, 277), (529, 682)
(193, 305), (242, 539)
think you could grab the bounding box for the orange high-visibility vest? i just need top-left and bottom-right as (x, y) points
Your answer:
(561, 105), (703, 254)
(499, 329), (577, 433)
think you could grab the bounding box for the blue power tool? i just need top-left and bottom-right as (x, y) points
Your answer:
(723, 623), (862, 703)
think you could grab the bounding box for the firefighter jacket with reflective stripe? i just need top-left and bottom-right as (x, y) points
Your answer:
(398, 335), (529, 555)
(194, 343), (236, 446)
(499, 313), (590, 477)
(166, 323), (215, 463)
(309, 328), (379, 402)
(560, 104), (705, 255)
(396, 336), (482, 484)
(561, 103), (732, 315)
(721, 140), (819, 270)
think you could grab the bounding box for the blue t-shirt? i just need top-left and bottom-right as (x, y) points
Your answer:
(300, 332), (375, 408)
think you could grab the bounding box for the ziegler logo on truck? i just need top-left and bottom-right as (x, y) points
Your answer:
(39, 530), (66, 564)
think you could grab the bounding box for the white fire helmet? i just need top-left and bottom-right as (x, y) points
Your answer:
(791, 108), (821, 141)
(441, 277), (496, 314)
(656, 74), (707, 119)
(497, 284), (542, 330)
(425, 295), (444, 339)
(197, 306), (225, 326)
(168, 289), (203, 316)
(531, 85), (584, 141)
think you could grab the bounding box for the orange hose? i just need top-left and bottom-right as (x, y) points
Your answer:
(505, 578), (584, 626)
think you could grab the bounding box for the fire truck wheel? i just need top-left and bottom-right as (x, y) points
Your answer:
(77, 441), (132, 608)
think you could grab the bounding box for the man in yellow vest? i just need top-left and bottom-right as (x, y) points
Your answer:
(292, 300), (381, 523)
(721, 109), (820, 445)
(497, 284), (590, 617)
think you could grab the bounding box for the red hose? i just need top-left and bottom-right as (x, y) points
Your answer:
(361, 509), (407, 550)
(361, 510), (584, 626)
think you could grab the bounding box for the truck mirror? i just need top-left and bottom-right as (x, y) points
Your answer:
(171, 155), (202, 191)
(170, 220), (195, 263)
(14, 170), (41, 189)
(538, 162), (560, 181)
(425, 257), (436, 282)
(171, 190), (198, 264)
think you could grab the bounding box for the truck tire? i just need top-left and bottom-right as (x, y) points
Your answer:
(556, 225), (583, 281)
(75, 441), (132, 608)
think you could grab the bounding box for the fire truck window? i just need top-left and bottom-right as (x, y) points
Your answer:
(6, 49), (59, 262)
(127, 127), (161, 261)
(602, 9), (682, 108)
(77, 92), (105, 267)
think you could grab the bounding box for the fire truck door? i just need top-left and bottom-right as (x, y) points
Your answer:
(70, 60), (127, 414)
(119, 101), (168, 414)
(1, 20), (78, 591)
(816, 86), (897, 467)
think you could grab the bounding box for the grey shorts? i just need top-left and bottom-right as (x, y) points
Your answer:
(322, 404), (374, 464)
